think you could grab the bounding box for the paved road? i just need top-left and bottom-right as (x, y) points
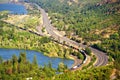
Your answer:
(35, 3), (108, 67)
(36, 25), (44, 36)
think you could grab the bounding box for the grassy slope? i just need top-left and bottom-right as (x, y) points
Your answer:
(29, 0), (120, 79)
(0, 20), (72, 59)
(36, 0), (120, 41)
(54, 66), (113, 80)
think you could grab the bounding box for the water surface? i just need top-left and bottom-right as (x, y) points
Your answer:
(0, 3), (27, 14)
(0, 48), (74, 69)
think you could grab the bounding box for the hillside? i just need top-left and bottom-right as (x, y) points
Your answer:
(0, 0), (120, 79)
(30, 0), (120, 79)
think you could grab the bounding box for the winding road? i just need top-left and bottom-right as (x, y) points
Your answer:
(34, 3), (108, 67)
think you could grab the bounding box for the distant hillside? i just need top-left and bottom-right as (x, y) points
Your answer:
(29, 1), (120, 79)
(103, 0), (119, 3)
(0, 0), (26, 3)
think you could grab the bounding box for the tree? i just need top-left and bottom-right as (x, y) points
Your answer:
(13, 63), (18, 74)
(33, 55), (38, 66)
(85, 47), (91, 55)
(6, 67), (13, 75)
(57, 62), (68, 72)
(48, 62), (52, 69)
(64, 50), (70, 59)
(0, 56), (3, 64)
(12, 54), (18, 64)
(40, 37), (51, 43)
(110, 33), (119, 39)
(78, 53), (84, 60)
(12, 54), (18, 73)
(18, 52), (27, 63)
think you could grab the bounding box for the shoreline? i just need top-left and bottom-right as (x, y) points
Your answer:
(0, 47), (74, 60)
(0, 1), (81, 69)
(0, 47), (76, 68)
(70, 55), (82, 67)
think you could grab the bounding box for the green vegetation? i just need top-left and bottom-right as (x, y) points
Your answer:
(29, 0), (120, 79)
(92, 30), (120, 75)
(0, 53), (56, 79)
(23, 16), (39, 30)
(0, 20), (73, 59)
(0, 11), (9, 19)
(0, 0), (120, 79)
(23, 4), (41, 31)
(82, 55), (96, 69)
(54, 66), (113, 80)
(57, 62), (68, 72)
(7, 16), (40, 32)
(30, 0), (120, 41)
(27, 5), (41, 17)
(71, 51), (84, 60)
(0, 2), (41, 33)
(0, 53), (113, 80)
(85, 47), (92, 55)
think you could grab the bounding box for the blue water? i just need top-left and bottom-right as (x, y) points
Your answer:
(0, 3), (27, 14)
(0, 48), (74, 69)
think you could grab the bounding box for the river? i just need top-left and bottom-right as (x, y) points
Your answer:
(0, 3), (27, 14)
(0, 48), (74, 69)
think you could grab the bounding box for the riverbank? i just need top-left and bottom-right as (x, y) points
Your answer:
(0, 20), (75, 60)
(0, 45), (74, 60)
(0, 48), (74, 69)
(0, 2), (82, 70)
(0, 42), (83, 69)
(0, 21), (74, 60)
(70, 55), (82, 67)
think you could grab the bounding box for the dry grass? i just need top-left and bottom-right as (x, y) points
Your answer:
(2, 14), (41, 32)
(3, 15), (29, 27)
(90, 25), (119, 38)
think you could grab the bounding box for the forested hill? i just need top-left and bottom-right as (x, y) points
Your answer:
(29, 0), (120, 48)
(0, 0), (119, 79)
(29, 0), (120, 79)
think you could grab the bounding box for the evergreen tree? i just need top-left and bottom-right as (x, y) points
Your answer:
(18, 52), (27, 63)
(0, 56), (3, 64)
(85, 47), (92, 55)
(57, 62), (67, 72)
(48, 62), (52, 69)
(12, 54), (18, 65)
(33, 55), (38, 66)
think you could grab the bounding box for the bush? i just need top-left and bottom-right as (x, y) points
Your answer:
(85, 47), (91, 55)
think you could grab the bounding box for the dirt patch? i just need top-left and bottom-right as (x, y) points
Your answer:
(70, 55), (82, 67)
(91, 25), (119, 38)
(110, 69), (117, 80)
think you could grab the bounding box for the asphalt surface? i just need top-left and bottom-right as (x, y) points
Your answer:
(36, 25), (44, 36)
(35, 3), (108, 67)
